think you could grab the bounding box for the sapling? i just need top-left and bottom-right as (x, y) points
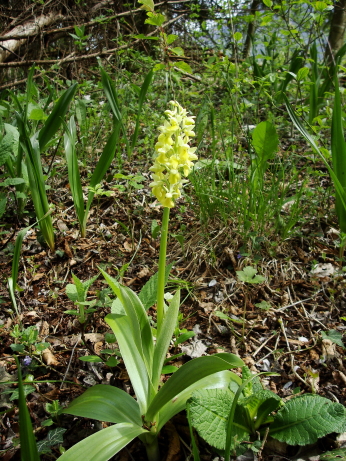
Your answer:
(58, 101), (244, 461)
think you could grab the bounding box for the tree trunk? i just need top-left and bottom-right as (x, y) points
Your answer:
(242, 0), (261, 59)
(325, 0), (346, 64)
(0, 11), (63, 63)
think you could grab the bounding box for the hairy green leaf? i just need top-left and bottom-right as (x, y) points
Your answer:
(270, 394), (346, 445)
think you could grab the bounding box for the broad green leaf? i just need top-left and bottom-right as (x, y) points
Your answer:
(161, 365), (178, 374)
(138, 0), (155, 12)
(0, 125), (18, 166)
(233, 32), (243, 42)
(105, 313), (154, 413)
(138, 262), (174, 310)
(28, 107), (46, 121)
(188, 388), (249, 450)
(15, 356), (40, 461)
(296, 67), (309, 81)
(252, 121), (278, 163)
(321, 330), (345, 348)
(157, 371), (242, 431)
(79, 355), (103, 363)
(171, 47), (184, 57)
(167, 34), (178, 44)
(174, 61), (193, 74)
(101, 270), (153, 357)
(146, 353), (244, 422)
(57, 423), (147, 461)
(38, 83), (78, 151)
(1, 177), (25, 186)
(145, 12), (165, 27)
(269, 394), (346, 445)
(62, 384), (142, 425)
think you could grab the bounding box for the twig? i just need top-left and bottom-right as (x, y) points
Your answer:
(60, 335), (80, 389)
(278, 318), (308, 387)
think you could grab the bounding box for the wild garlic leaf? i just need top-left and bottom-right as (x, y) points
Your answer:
(270, 394), (346, 445)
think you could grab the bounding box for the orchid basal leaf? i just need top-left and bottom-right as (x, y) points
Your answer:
(57, 423), (147, 461)
(145, 353), (244, 422)
(62, 384), (142, 425)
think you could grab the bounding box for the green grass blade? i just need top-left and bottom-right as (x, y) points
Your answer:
(15, 356), (40, 461)
(284, 94), (346, 214)
(309, 43), (319, 124)
(82, 126), (119, 233)
(331, 69), (346, 232)
(63, 116), (85, 235)
(38, 83), (78, 151)
(131, 69), (154, 150)
(17, 114), (55, 250)
(99, 65), (129, 154)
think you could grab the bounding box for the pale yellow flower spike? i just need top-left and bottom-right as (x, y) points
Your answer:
(150, 101), (197, 208)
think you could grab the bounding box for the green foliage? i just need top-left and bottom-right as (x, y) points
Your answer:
(321, 329), (345, 348)
(65, 273), (98, 324)
(189, 367), (346, 458)
(236, 266), (265, 284)
(14, 356), (40, 461)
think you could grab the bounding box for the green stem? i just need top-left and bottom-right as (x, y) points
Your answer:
(156, 206), (170, 335)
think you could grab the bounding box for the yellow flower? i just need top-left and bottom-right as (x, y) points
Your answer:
(150, 101), (197, 208)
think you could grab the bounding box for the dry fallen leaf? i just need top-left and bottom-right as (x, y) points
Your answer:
(42, 348), (60, 366)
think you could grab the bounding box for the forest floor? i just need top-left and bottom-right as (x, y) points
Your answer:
(1, 156), (346, 461)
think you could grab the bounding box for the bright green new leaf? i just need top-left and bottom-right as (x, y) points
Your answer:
(252, 121), (278, 163)
(138, 0), (155, 12)
(236, 266), (265, 284)
(145, 12), (166, 27)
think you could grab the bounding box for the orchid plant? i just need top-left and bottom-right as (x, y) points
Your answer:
(58, 102), (244, 461)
